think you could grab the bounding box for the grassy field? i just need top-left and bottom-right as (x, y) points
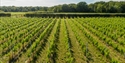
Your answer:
(0, 17), (125, 63)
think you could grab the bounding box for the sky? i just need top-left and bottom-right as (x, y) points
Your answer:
(0, 0), (125, 6)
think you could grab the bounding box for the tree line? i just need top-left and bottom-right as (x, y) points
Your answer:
(0, 1), (125, 13)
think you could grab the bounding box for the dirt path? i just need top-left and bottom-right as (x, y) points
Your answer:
(56, 19), (69, 63)
(71, 20), (109, 63)
(79, 21), (125, 63)
(36, 20), (57, 63)
(65, 19), (87, 63)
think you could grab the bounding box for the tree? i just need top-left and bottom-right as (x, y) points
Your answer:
(68, 3), (77, 12)
(76, 2), (88, 12)
(95, 1), (106, 12)
(0, 1), (125, 13)
(61, 4), (69, 12)
(88, 4), (94, 12)
(121, 4), (125, 13)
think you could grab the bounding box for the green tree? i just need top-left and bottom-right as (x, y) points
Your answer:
(76, 2), (88, 12)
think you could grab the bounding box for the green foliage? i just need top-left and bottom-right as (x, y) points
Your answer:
(111, 59), (120, 63)
(0, 13), (11, 17)
(0, 17), (125, 63)
(0, 1), (125, 13)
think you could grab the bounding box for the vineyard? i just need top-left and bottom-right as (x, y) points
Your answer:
(0, 17), (125, 63)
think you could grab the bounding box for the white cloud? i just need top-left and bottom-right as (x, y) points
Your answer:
(1, 0), (16, 2)
(87, 0), (125, 4)
(94, 0), (125, 2)
(1, 0), (57, 6)
(1, 0), (125, 6)
(1, 0), (82, 6)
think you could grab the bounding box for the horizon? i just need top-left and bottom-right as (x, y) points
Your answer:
(0, 0), (125, 7)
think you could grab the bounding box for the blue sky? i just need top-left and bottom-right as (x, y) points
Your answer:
(0, 0), (125, 6)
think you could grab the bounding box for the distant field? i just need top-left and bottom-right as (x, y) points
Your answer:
(10, 12), (26, 15)
(1, 12), (125, 17)
(0, 17), (125, 63)
(10, 12), (125, 14)
(0, 12), (25, 14)
(24, 12), (125, 17)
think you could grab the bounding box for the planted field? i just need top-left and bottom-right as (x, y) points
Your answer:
(0, 17), (125, 63)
